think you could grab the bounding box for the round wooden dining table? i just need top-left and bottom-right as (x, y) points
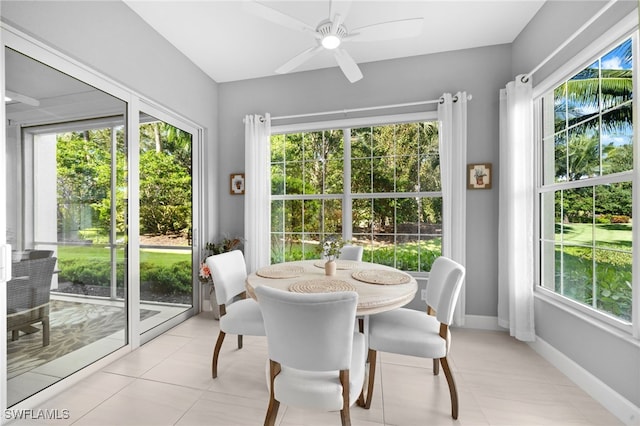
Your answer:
(245, 259), (418, 316)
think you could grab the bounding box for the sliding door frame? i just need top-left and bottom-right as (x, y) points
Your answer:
(1, 23), (205, 417)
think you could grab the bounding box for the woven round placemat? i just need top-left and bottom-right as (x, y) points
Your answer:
(256, 265), (304, 279)
(351, 269), (411, 285)
(289, 279), (356, 293)
(313, 260), (359, 270)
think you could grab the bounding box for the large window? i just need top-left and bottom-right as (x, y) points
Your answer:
(270, 120), (442, 272)
(538, 37), (633, 322)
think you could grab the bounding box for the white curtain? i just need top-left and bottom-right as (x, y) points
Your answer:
(437, 92), (467, 326)
(244, 113), (271, 273)
(498, 76), (535, 341)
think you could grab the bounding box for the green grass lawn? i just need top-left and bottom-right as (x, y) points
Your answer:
(560, 223), (632, 249)
(58, 245), (191, 265)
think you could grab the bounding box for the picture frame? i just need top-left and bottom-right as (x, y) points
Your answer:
(230, 173), (245, 195)
(467, 163), (492, 190)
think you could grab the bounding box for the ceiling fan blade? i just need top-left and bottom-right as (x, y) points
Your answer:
(333, 48), (362, 83)
(244, 1), (316, 33)
(348, 18), (424, 42)
(276, 45), (324, 74)
(329, 0), (352, 28)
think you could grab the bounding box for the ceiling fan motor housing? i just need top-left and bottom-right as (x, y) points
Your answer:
(317, 20), (348, 40)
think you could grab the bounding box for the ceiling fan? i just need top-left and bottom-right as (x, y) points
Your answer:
(244, 0), (424, 83)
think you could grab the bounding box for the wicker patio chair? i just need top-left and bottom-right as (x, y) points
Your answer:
(7, 256), (57, 347)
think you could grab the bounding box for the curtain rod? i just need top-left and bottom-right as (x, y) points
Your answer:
(522, 0), (618, 83)
(270, 95), (471, 122)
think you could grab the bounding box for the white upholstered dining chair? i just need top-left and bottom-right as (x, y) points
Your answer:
(339, 245), (364, 261)
(255, 285), (366, 426)
(205, 250), (265, 378)
(359, 256), (465, 419)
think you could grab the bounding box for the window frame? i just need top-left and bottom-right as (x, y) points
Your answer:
(271, 111), (440, 275)
(533, 21), (639, 337)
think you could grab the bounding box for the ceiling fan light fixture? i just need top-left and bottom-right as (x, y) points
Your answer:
(321, 34), (341, 49)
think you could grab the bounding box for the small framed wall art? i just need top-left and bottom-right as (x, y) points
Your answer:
(230, 173), (245, 195)
(467, 163), (492, 190)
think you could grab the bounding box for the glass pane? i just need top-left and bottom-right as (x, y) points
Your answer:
(567, 60), (599, 127)
(285, 133), (303, 160)
(396, 234), (419, 271)
(285, 200), (303, 233)
(304, 199), (322, 232)
(561, 187), (594, 244)
(554, 82), (567, 133)
(303, 160), (323, 195)
(271, 163), (284, 195)
(373, 157), (394, 193)
(396, 198), (419, 233)
(419, 154), (441, 191)
(372, 234), (395, 267)
(396, 123), (419, 154)
(396, 155), (418, 192)
(351, 127), (372, 157)
(568, 120), (599, 180)
(284, 234), (303, 262)
(601, 38), (632, 111)
(594, 183), (632, 248)
(324, 199), (343, 233)
(5, 47), (128, 406)
(271, 200), (284, 233)
(139, 113), (193, 333)
(270, 232), (284, 264)
(286, 161), (303, 194)
(601, 104), (633, 175)
(325, 159), (344, 194)
(559, 245), (593, 305)
(539, 240), (556, 291)
(302, 233), (321, 260)
(420, 197), (442, 230)
(270, 134), (285, 162)
(595, 249), (632, 321)
(303, 131), (322, 161)
(351, 158), (371, 193)
(553, 132), (567, 183)
(325, 129), (344, 160)
(352, 198), (372, 234)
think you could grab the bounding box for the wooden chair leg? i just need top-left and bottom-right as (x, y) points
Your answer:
(264, 360), (281, 426)
(237, 334), (243, 349)
(440, 356), (458, 419)
(339, 370), (351, 426)
(433, 358), (439, 375)
(11, 330), (19, 341)
(42, 317), (50, 347)
(357, 349), (376, 409)
(212, 331), (226, 378)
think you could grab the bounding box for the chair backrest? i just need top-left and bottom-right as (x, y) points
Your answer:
(339, 245), (363, 261)
(8, 257), (57, 313)
(25, 250), (54, 260)
(206, 250), (248, 305)
(256, 285), (358, 372)
(425, 256), (465, 326)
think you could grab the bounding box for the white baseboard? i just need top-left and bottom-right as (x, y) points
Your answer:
(530, 336), (640, 426)
(460, 314), (502, 331)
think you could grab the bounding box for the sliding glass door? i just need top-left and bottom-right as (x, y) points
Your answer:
(4, 47), (128, 406)
(2, 42), (202, 408)
(138, 111), (195, 336)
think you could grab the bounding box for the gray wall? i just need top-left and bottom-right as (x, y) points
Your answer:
(218, 43), (512, 317)
(513, 0), (640, 411)
(1, 0), (220, 242)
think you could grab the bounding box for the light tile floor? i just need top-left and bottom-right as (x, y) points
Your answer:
(17, 311), (622, 425)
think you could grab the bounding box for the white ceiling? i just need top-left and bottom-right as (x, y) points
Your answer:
(124, 0), (546, 83)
